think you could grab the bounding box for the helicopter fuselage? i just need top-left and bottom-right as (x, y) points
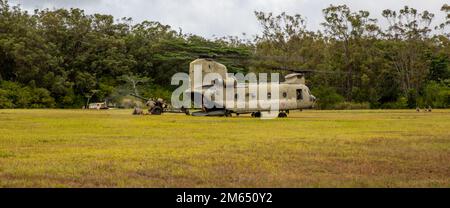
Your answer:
(178, 58), (317, 117)
(188, 82), (316, 114)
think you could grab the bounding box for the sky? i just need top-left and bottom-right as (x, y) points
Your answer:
(8, 0), (449, 39)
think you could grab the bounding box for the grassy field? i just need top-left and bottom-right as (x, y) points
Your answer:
(0, 109), (449, 187)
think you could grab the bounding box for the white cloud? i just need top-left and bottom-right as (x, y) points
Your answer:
(9, 0), (449, 38)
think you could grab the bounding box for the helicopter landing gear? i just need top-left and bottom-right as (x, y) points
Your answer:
(181, 107), (190, 115)
(251, 112), (261, 118)
(278, 112), (288, 118)
(225, 111), (233, 117)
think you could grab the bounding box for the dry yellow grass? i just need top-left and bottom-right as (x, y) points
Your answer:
(0, 109), (449, 187)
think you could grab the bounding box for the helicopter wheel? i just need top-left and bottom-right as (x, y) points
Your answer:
(225, 111), (232, 117)
(278, 112), (287, 118)
(181, 107), (190, 115)
(253, 112), (261, 118)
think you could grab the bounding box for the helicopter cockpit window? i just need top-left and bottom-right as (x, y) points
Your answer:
(296, 89), (303, 100)
(282, 92), (287, 98)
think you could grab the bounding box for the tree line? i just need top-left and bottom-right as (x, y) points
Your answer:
(0, 0), (449, 109)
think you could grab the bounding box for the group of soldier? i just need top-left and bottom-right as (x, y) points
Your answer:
(416, 106), (433, 112)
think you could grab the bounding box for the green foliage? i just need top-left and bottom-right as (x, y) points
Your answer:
(0, 0), (252, 108)
(0, 0), (449, 109)
(0, 89), (13, 108)
(417, 81), (450, 108)
(145, 87), (172, 101)
(380, 97), (408, 109)
(0, 81), (55, 108)
(312, 86), (345, 109)
(254, 5), (450, 109)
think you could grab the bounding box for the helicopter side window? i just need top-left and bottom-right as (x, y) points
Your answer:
(296, 89), (303, 100)
(282, 92), (287, 98)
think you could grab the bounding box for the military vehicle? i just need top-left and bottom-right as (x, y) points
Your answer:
(130, 93), (190, 115)
(87, 102), (109, 110)
(129, 94), (167, 115)
(184, 58), (316, 118)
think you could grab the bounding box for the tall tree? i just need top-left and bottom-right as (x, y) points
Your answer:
(321, 5), (379, 101)
(382, 6), (435, 106)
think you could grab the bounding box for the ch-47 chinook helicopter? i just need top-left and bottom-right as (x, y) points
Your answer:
(181, 57), (316, 118)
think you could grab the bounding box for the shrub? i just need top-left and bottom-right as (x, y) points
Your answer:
(417, 81), (450, 108)
(0, 89), (13, 108)
(0, 81), (55, 108)
(30, 88), (55, 108)
(380, 97), (408, 109)
(312, 86), (344, 109)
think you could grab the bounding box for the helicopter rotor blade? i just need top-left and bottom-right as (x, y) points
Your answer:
(252, 63), (347, 74)
(192, 53), (350, 74)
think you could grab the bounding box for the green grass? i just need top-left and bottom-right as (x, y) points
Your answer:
(0, 109), (449, 187)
